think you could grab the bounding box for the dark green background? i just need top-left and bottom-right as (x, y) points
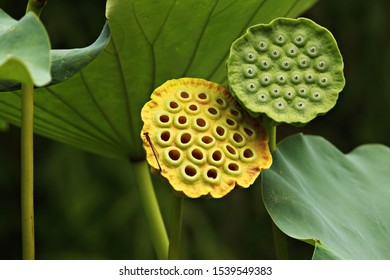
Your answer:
(0, 0), (389, 259)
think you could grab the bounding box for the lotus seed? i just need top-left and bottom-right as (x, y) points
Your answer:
(277, 74), (287, 85)
(283, 88), (295, 100)
(305, 73), (315, 83)
(274, 101), (285, 110)
(315, 60), (327, 71)
(246, 81), (258, 93)
(275, 34), (285, 44)
(291, 73), (301, 84)
(270, 49), (280, 59)
(257, 92), (269, 103)
(294, 34), (305, 46)
(297, 86), (308, 97)
(298, 56), (310, 68)
(245, 52), (257, 63)
(310, 91), (322, 101)
(260, 59), (271, 70)
(260, 75), (272, 86)
(244, 66), (257, 78)
(270, 87), (281, 98)
(280, 59), (292, 70)
(318, 77), (330, 87)
(307, 45), (319, 57)
(295, 101), (305, 110)
(258, 41), (267, 51)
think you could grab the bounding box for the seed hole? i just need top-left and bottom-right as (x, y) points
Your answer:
(228, 163), (239, 171)
(169, 101), (179, 109)
(243, 148), (254, 158)
(230, 109), (239, 117)
(198, 93), (207, 99)
(191, 149), (204, 160)
(160, 131), (170, 142)
(202, 136), (213, 144)
(159, 115), (169, 123)
(208, 107), (218, 115)
(180, 91), (189, 99)
(196, 118), (206, 127)
(189, 104), (198, 111)
(181, 133), (191, 144)
(207, 169), (218, 179)
(168, 149), (181, 161)
(226, 118), (235, 126)
(247, 53), (255, 61)
(212, 150), (223, 161)
(178, 116), (187, 124)
(185, 165), (197, 177)
(244, 127), (254, 137)
(216, 98), (225, 105)
(216, 126), (225, 136)
(233, 133), (243, 143)
(226, 145), (237, 155)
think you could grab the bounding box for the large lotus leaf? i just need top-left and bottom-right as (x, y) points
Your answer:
(262, 134), (390, 259)
(0, 10), (50, 86)
(0, 0), (318, 160)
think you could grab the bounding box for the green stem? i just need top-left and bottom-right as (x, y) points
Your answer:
(26, 0), (47, 16)
(264, 116), (289, 260)
(168, 195), (183, 260)
(21, 83), (35, 260)
(132, 161), (169, 260)
(21, 0), (47, 262)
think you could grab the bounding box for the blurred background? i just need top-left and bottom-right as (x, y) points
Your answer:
(0, 0), (389, 259)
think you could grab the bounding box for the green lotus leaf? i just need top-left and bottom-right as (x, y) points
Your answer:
(227, 17), (345, 124)
(0, 0), (318, 160)
(0, 22), (110, 91)
(262, 134), (390, 259)
(0, 9), (51, 86)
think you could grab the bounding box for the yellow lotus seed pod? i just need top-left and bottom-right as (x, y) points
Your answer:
(141, 78), (272, 198)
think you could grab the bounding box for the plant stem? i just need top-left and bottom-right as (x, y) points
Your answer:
(264, 116), (289, 260)
(132, 161), (169, 260)
(168, 195), (183, 260)
(26, 0), (47, 16)
(21, 83), (35, 260)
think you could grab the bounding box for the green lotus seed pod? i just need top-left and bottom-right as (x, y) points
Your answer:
(227, 17), (345, 124)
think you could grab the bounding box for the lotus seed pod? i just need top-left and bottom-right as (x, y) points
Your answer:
(227, 17), (345, 124)
(141, 78), (272, 198)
